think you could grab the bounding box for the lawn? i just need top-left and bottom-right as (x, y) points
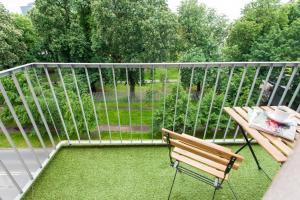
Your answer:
(22, 146), (279, 200)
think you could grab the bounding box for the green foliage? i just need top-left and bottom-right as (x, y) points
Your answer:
(177, 0), (227, 92)
(0, 4), (29, 69)
(91, 0), (179, 96)
(178, 0), (228, 61)
(224, 0), (300, 61)
(12, 14), (41, 63)
(0, 71), (95, 137)
(153, 85), (228, 138)
(30, 0), (92, 62)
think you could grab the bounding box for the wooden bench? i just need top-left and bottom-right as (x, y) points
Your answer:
(162, 128), (244, 200)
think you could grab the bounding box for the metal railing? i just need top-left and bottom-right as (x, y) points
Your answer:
(0, 62), (299, 199)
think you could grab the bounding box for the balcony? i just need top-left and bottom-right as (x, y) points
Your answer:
(0, 62), (299, 200)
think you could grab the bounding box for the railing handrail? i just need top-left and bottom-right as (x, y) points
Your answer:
(34, 61), (300, 68)
(1, 61), (299, 78)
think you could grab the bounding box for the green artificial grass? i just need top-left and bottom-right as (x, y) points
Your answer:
(23, 146), (279, 200)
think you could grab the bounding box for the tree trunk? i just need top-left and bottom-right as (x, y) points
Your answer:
(196, 82), (201, 98)
(130, 83), (135, 99)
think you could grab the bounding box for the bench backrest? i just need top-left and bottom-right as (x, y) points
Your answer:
(162, 128), (243, 170)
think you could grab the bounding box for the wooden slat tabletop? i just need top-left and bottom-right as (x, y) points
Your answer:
(224, 106), (300, 163)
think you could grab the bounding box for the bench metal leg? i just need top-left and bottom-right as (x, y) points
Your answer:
(212, 188), (217, 200)
(227, 181), (238, 200)
(235, 125), (261, 170)
(168, 169), (178, 200)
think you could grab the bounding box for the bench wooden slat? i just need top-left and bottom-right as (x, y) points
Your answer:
(224, 107), (287, 163)
(169, 139), (240, 170)
(171, 152), (228, 180)
(162, 128), (243, 162)
(173, 147), (227, 172)
(236, 107), (293, 156)
(182, 133), (233, 154)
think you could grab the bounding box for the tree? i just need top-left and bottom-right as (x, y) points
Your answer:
(0, 4), (27, 69)
(178, 0), (228, 93)
(224, 0), (289, 61)
(12, 14), (41, 63)
(91, 0), (178, 97)
(30, 0), (92, 62)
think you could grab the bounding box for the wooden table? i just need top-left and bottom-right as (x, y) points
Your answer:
(224, 106), (300, 166)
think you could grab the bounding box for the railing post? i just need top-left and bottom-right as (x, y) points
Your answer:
(183, 65), (195, 133)
(151, 65), (155, 142)
(193, 66), (208, 137)
(203, 66), (221, 139)
(24, 69), (56, 148)
(12, 72), (48, 154)
(256, 64), (274, 106)
(0, 159), (23, 194)
(288, 81), (300, 108)
(162, 64), (168, 142)
(57, 67), (81, 143)
(0, 80), (42, 167)
(172, 65), (181, 132)
(71, 66), (91, 142)
(267, 64), (286, 106)
(245, 65), (261, 106)
(33, 68), (61, 141)
(223, 65), (247, 141)
(139, 66), (143, 142)
(99, 66), (112, 142)
(279, 66), (299, 106)
(85, 67), (102, 142)
(44, 66), (70, 143)
(213, 65), (235, 141)
(0, 120), (33, 179)
(125, 66), (133, 142)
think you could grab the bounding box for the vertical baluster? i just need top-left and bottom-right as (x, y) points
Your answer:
(193, 66), (208, 136)
(267, 65), (286, 106)
(0, 159), (23, 194)
(173, 65), (181, 131)
(12, 72), (48, 154)
(125, 67), (133, 142)
(213, 66), (235, 141)
(162, 65), (168, 129)
(279, 66), (299, 105)
(223, 66), (247, 141)
(183, 66), (195, 133)
(112, 66), (120, 143)
(245, 65), (261, 106)
(256, 65), (274, 106)
(0, 120), (33, 179)
(24, 69), (56, 148)
(203, 66), (221, 139)
(33, 68), (61, 141)
(44, 66), (70, 143)
(234, 65), (261, 141)
(0, 80), (42, 167)
(288, 81), (300, 108)
(151, 65), (155, 142)
(139, 66), (143, 142)
(57, 67), (81, 143)
(71, 67), (91, 142)
(85, 67), (102, 142)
